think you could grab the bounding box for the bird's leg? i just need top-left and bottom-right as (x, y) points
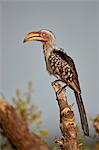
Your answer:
(52, 80), (68, 98)
(56, 84), (67, 97)
(53, 79), (63, 83)
(52, 80), (65, 98)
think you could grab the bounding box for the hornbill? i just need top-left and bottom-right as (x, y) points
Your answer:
(23, 29), (89, 136)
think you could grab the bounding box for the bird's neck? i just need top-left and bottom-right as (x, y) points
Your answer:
(43, 42), (57, 58)
(42, 42), (57, 74)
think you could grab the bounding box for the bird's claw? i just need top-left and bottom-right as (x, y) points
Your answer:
(56, 84), (67, 99)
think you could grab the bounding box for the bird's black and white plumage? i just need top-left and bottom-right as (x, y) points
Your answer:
(23, 29), (89, 136)
(48, 48), (89, 136)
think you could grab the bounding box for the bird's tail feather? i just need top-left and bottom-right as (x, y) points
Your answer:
(74, 91), (89, 136)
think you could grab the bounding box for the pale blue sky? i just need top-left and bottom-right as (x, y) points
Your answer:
(0, 0), (99, 145)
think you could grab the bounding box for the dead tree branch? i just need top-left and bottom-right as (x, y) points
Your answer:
(0, 96), (51, 150)
(52, 81), (81, 150)
(93, 115), (99, 134)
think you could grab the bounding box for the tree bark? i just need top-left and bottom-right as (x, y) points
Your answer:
(0, 96), (51, 150)
(51, 81), (81, 150)
(93, 115), (99, 134)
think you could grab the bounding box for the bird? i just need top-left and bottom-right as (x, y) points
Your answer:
(23, 29), (89, 136)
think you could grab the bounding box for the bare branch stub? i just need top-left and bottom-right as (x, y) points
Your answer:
(51, 81), (81, 150)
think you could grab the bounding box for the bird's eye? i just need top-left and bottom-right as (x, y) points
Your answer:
(41, 32), (49, 41)
(42, 33), (46, 37)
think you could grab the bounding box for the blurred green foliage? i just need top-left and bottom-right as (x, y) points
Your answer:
(12, 81), (48, 139)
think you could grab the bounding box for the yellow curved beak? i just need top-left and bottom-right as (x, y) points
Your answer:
(23, 31), (47, 43)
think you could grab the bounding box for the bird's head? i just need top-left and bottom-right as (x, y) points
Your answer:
(23, 29), (56, 48)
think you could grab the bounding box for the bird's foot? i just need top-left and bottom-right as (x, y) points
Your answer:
(56, 84), (67, 98)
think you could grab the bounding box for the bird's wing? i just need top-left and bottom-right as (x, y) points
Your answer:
(53, 49), (81, 93)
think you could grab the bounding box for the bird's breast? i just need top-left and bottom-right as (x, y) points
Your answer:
(48, 53), (73, 82)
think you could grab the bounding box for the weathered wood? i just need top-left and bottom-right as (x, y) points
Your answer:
(0, 96), (51, 150)
(52, 81), (81, 150)
(93, 115), (99, 134)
